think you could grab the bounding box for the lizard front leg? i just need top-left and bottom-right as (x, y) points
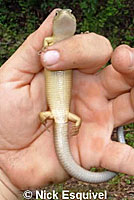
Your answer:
(44, 37), (54, 49)
(68, 112), (81, 136)
(38, 37), (54, 54)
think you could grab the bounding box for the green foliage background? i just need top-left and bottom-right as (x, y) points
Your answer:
(0, 0), (134, 66)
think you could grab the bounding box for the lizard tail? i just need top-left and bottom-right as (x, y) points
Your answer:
(54, 123), (125, 183)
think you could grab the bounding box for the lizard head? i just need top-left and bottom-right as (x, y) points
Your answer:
(53, 9), (76, 41)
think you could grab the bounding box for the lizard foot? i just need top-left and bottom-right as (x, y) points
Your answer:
(44, 37), (54, 48)
(71, 124), (80, 136)
(68, 112), (81, 136)
(37, 37), (54, 55)
(81, 31), (89, 34)
(38, 37), (54, 56)
(39, 111), (54, 124)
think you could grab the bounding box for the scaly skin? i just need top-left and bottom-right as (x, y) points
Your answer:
(39, 9), (125, 183)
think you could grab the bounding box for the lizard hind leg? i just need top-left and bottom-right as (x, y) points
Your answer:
(39, 111), (54, 124)
(39, 111), (54, 133)
(68, 112), (81, 136)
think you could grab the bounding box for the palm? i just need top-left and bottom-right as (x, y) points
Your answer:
(0, 61), (113, 189)
(71, 70), (114, 168)
(0, 72), (44, 148)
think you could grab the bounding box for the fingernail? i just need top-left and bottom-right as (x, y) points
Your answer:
(43, 50), (60, 66)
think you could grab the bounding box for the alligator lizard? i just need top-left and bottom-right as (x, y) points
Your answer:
(39, 9), (125, 183)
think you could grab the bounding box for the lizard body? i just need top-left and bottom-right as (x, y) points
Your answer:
(39, 9), (125, 183)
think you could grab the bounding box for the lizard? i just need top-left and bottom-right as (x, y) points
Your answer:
(39, 9), (126, 183)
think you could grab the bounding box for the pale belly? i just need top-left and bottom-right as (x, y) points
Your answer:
(45, 69), (72, 122)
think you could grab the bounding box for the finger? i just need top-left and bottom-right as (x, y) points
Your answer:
(111, 45), (134, 82)
(101, 141), (134, 175)
(40, 33), (113, 73)
(30, 70), (47, 111)
(111, 90), (134, 128)
(76, 121), (114, 169)
(98, 45), (134, 99)
(0, 9), (58, 84)
(98, 64), (131, 99)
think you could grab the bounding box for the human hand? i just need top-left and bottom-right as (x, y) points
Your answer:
(40, 25), (134, 179)
(0, 9), (133, 192)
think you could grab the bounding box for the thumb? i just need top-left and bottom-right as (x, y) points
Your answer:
(0, 9), (58, 84)
(40, 33), (113, 73)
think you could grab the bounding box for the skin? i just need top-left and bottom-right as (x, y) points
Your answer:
(0, 9), (134, 192)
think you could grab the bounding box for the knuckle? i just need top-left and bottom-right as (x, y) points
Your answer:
(101, 36), (113, 57)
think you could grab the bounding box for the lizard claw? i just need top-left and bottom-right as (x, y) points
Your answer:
(70, 124), (79, 136)
(81, 31), (89, 34)
(68, 112), (81, 136)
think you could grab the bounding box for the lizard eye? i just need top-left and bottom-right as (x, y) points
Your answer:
(55, 10), (60, 16)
